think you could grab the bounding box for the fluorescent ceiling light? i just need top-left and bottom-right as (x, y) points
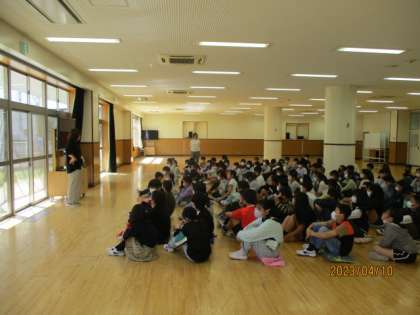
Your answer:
(250, 97), (278, 100)
(111, 84), (147, 88)
(282, 108), (294, 111)
(357, 90), (373, 94)
(190, 86), (225, 90)
(188, 95), (216, 98)
(359, 110), (378, 113)
(302, 112), (319, 115)
(254, 114), (264, 116)
(265, 88), (301, 91)
(89, 68), (138, 72)
(124, 94), (153, 97)
(220, 113), (236, 115)
(290, 104), (313, 107)
(232, 107), (251, 110)
(186, 102), (210, 105)
(407, 92), (420, 96)
(337, 47), (405, 54)
(317, 109), (325, 112)
(367, 100), (394, 103)
(47, 37), (120, 43)
(385, 77), (420, 82)
(239, 102), (262, 106)
(356, 105), (362, 108)
(199, 41), (269, 48)
(291, 73), (337, 78)
(225, 110), (242, 113)
(192, 70), (240, 75)
(133, 101), (157, 104)
(310, 98), (326, 101)
(386, 106), (408, 110)
(288, 114), (304, 117)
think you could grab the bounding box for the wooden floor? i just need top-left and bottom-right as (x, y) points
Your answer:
(0, 158), (419, 315)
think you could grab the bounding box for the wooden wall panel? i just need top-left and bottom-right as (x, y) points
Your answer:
(153, 139), (263, 156)
(389, 142), (408, 164)
(356, 141), (363, 160)
(116, 139), (132, 165)
(282, 140), (323, 156)
(80, 142), (100, 187)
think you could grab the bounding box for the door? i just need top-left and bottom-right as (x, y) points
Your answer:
(195, 121), (208, 139)
(408, 112), (420, 165)
(0, 108), (10, 218)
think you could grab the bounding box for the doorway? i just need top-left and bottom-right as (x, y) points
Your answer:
(99, 100), (110, 172)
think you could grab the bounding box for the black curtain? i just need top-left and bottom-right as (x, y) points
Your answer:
(108, 103), (117, 172)
(72, 87), (85, 132)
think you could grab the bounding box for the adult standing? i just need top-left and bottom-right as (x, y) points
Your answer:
(190, 132), (201, 162)
(66, 128), (82, 206)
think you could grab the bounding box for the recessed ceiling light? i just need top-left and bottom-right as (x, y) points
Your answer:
(385, 77), (420, 82)
(317, 109), (325, 112)
(199, 41), (269, 48)
(47, 37), (120, 43)
(367, 100), (394, 103)
(282, 108), (294, 111)
(288, 114), (304, 117)
(309, 98), (326, 101)
(111, 84), (147, 88)
(192, 70), (240, 75)
(302, 112), (319, 115)
(357, 90), (373, 94)
(359, 110), (378, 113)
(188, 95), (216, 98)
(386, 106), (408, 110)
(337, 47), (405, 54)
(89, 68), (138, 72)
(265, 88), (301, 91)
(250, 97), (278, 100)
(290, 104), (313, 107)
(239, 102), (262, 106)
(190, 86), (225, 90)
(407, 92), (420, 96)
(291, 73), (337, 78)
(124, 94), (153, 97)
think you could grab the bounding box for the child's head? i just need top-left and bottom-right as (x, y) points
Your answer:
(163, 180), (172, 193)
(191, 193), (209, 212)
(237, 180), (250, 192)
(151, 190), (166, 208)
(182, 206), (198, 222)
(255, 199), (276, 219)
(148, 179), (162, 192)
(162, 166), (170, 173)
(301, 181), (313, 193)
(193, 182), (206, 195)
(334, 203), (351, 223)
(381, 209), (403, 226)
(183, 176), (192, 186)
(155, 172), (164, 181)
(240, 189), (257, 206)
(278, 186), (292, 201)
(137, 188), (152, 203)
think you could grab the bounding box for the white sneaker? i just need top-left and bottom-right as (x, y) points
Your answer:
(354, 237), (373, 244)
(107, 247), (125, 256)
(296, 249), (317, 257)
(163, 244), (174, 252)
(302, 243), (310, 250)
(229, 249), (248, 260)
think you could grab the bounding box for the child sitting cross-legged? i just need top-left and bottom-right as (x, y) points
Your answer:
(296, 203), (354, 258)
(368, 209), (417, 263)
(164, 207), (212, 263)
(229, 199), (284, 261)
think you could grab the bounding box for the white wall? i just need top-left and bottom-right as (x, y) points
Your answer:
(362, 112), (391, 137)
(114, 109), (131, 140)
(282, 116), (324, 140)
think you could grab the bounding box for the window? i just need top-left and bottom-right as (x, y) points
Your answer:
(132, 115), (143, 148)
(0, 166), (10, 217)
(0, 65), (6, 99)
(58, 89), (69, 111)
(0, 109), (8, 162)
(13, 162), (30, 210)
(47, 85), (57, 109)
(33, 159), (47, 201)
(32, 114), (46, 157)
(29, 77), (44, 107)
(12, 111), (29, 159)
(285, 123), (309, 140)
(48, 116), (58, 155)
(11, 71), (28, 104)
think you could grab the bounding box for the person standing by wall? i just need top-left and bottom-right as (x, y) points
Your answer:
(66, 128), (82, 207)
(190, 132), (201, 162)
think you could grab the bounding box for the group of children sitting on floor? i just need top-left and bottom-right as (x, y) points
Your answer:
(108, 155), (420, 265)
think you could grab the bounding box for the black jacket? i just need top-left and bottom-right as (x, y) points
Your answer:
(123, 202), (158, 248)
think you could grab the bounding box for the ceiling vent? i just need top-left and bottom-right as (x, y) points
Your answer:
(159, 55), (206, 65)
(26, 0), (84, 24)
(167, 89), (189, 95)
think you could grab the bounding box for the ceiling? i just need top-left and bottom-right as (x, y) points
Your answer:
(1, 0), (420, 117)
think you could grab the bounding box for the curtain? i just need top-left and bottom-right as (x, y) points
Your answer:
(140, 117), (144, 148)
(72, 87), (85, 132)
(108, 103), (117, 172)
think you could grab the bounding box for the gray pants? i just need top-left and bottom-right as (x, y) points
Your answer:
(67, 169), (82, 204)
(191, 151), (200, 161)
(243, 240), (278, 258)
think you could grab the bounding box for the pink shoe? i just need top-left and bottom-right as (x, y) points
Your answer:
(260, 256), (286, 267)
